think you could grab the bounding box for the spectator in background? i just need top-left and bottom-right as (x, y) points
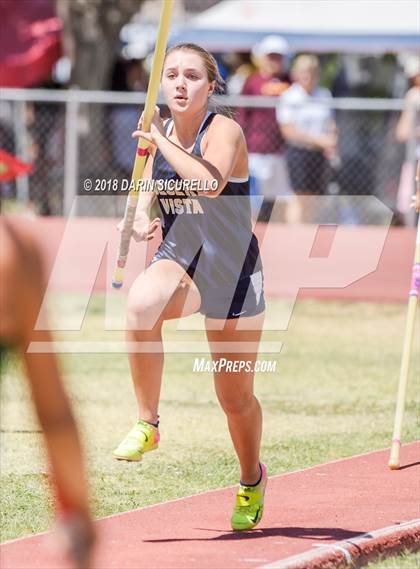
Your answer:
(224, 52), (255, 95)
(237, 36), (291, 221)
(411, 159), (420, 212)
(395, 56), (420, 223)
(277, 55), (337, 223)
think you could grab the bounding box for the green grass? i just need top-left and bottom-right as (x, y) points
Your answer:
(1, 295), (419, 562)
(363, 551), (420, 568)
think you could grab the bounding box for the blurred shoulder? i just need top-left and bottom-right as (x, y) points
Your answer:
(0, 217), (43, 278)
(0, 217), (41, 255)
(315, 86), (333, 99)
(279, 82), (302, 101)
(405, 86), (420, 103)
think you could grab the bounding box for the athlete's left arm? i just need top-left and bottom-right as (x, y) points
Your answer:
(133, 111), (242, 198)
(198, 119), (243, 197)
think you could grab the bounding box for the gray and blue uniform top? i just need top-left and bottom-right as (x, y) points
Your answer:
(151, 112), (265, 319)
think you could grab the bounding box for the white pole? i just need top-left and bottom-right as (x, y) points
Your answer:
(13, 101), (30, 204)
(63, 97), (79, 217)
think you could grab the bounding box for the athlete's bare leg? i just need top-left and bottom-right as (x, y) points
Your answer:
(126, 259), (201, 423)
(205, 312), (265, 485)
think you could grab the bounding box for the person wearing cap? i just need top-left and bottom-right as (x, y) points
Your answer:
(396, 56), (420, 223)
(236, 35), (292, 222)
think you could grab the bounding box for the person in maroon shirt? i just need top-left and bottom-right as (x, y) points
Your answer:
(237, 36), (292, 221)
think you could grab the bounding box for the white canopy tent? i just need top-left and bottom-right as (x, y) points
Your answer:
(170, 0), (420, 53)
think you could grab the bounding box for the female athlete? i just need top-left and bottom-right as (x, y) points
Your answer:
(113, 44), (267, 531)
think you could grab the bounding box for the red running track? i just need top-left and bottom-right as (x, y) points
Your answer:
(8, 217), (417, 303)
(1, 442), (419, 569)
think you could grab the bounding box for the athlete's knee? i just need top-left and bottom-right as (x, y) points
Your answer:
(127, 288), (165, 330)
(218, 392), (257, 417)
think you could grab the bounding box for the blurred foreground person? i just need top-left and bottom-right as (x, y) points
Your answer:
(0, 216), (95, 569)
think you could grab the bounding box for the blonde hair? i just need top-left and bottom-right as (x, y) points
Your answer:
(164, 43), (226, 94)
(292, 54), (320, 77)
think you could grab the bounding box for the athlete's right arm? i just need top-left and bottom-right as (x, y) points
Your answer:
(117, 149), (160, 242)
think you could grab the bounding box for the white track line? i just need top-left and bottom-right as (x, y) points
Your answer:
(257, 519), (420, 569)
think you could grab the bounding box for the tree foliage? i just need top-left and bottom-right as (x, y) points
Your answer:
(56, 0), (144, 90)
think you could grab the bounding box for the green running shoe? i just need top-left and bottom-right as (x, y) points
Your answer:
(231, 463), (267, 531)
(113, 420), (160, 462)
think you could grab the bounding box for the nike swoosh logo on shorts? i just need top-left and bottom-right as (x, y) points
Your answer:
(232, 310), (246, 317)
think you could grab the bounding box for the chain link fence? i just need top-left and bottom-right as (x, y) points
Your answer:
(0, 88), (418, 224)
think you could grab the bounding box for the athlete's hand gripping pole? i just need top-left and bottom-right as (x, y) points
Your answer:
(112, 0), (173, 289)
(388, 213), (420, 469)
